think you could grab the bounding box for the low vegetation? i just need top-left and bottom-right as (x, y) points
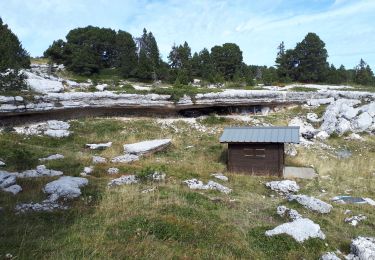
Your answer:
(0, 111), (374, 259)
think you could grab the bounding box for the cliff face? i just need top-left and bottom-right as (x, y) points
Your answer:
(1, 89), (374, 116)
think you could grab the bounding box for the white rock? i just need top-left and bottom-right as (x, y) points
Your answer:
(307, 97), (334, 107)
(80, 166), (94, 176)
(307, 113), (321, 123)
(320, 252), (340, 260)
(345, 215), (366, 226)
(345, 133), (363, 141)
(288, 194), (332, 213)
(0, 171), (17, 188)
(47, 120), (70, 130)
(107, 167), (119, 175)
(44, 176), (88, 200)
(39, 154), (64, 161)
(24, 71), (64, 93)
(289, 117), (315, 136)
(316, 131), (330, 140)
(183, 179), (232, 194)
(16, 165), (63, 178)
(352, 112), (373, 132)
(108, 175), (138, 186)
(111, 154), (139, 163)
(346, 237), (375, 260)
(92, 156), (107, 164)
(95, 84), (108, 91)
(3, 184), (22, 195)
(211, 173), (229, 181)
(265, 218), (325, 242)
(266, 180), (300, 194)
(151, 171), (166, 181)
(44, 129), (70, 138)
(342, 105), (359, 120)
(360, 102), (375, 117)
(86, 142), (112, 150)
(337, 118), (351, 135)
(285, 144), (298, 157)
(261, 106), (270, 115)
(15, 198), (68, 213)
(123, 139), (171, 155)
(277, 205), (302, 221)
(0, 160), (5, 166)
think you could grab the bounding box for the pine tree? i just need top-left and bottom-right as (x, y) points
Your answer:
(354, 59), (374, 86)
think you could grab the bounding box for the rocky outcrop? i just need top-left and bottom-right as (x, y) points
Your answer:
(265, 180), (300, 194)
(346, 237), (375, 260)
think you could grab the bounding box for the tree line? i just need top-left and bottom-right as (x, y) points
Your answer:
(0, 17), (374, 93)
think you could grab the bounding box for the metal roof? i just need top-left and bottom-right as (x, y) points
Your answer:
(219, 126), (300, 144)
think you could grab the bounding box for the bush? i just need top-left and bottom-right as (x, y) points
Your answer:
(0, 69), (28, 93)
(8, 148), (38, 171)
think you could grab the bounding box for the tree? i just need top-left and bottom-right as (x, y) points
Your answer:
(211, 43), (243, 80)
(354, 59), (374, 86)
(115, 30), (137, 78)
(0, 17), (30, 93)
(44, 39), (66, 64)
(0, 18), (30, 71)
(168, 41), (192, 84)
(293, 33), (329, 82)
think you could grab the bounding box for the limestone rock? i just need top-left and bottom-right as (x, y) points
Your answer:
(123, 139), (171, 155)
(183, 179), (232, 194)
(39, 154), (64, 161)
(352, 112), (373, 132)
(111, 154), (139, 163)
(307, 113), (321, 123)
(211, 173), (229, 181)
(86, 142), (112, 150)
(346, 237), (375, 260)
(277, 205), (302, 221)
(265, 218), (325, 243)
(24, 71), (64, 93)
(265, 180), (300, 194)
(337, 118), (351, 135)
(43, 176), (88, 200)
(15, 165), (63, 178)
(0, 160), (5, 166)
(288, 194), (332, 214)
(0, 171), (17, 188)
(345, 215), (366, 226)
(3, 184), (22, 195)
(320, 252), (340, 260)
(80, 166), (94, 176)
(345, 133), (363, 141)
(316, 131), (329, 140)
(107, 167), (119, 175)
(92, 156), (107, 164)
(108, 175), (138, 186)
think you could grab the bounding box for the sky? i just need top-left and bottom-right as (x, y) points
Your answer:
(1, 0), (374, 69)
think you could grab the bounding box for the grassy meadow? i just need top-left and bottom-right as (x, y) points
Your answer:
(0, 110), (374, 259)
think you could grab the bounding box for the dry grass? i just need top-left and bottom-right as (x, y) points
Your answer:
(0, 113), (374, 259)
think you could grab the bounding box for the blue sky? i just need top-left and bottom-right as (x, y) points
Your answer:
(1, 0), (374, 69)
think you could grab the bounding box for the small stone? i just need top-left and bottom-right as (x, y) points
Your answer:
(107, 167), (119, 175)
(92, 156), (107, 164)
(111, 154), (139, 163)
(277, 205), (302, 221)
(86, 142), (112, 150)
(345, 215), (366, 226)
(108, 175), (138, 186)
(211, 173), (229, 181)
(0, 160), (5, 166)
(80, 166), (94, 176)
(39, 154), (64, 161)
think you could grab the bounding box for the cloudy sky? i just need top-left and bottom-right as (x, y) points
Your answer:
(1, 0), (374, 69)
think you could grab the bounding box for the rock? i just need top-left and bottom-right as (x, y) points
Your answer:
(3, 184), (22, 195)
(359, 102), (375, 117)
(277, 205), (302, 221)
(332, 196), (375, 206)
(0, 160), (5, 166)
(336, 118), (351, 135)
(151, 171), (166, 181)
(345, 215), (366, 226)
(39, 154), (64, 161)
(352, 112), (373, 132)
(14, 120), (71, 137)
(123, 139), (171, 155)
(261, 106), (270, 115)
(44, 129), (70, 138)
(307, 113), (321, 123)
(289, 117), (316, 138)
(15, 198), (68, 213)
(111, 154), (139, 163)
(24, 71), (64, 93)
(183, 179), (232, 194)
(108, 175), (138, 186)
(346, 237), (375, 260)
(95, 84), (108, 91)
(307, 97), (334, 107)
(342, 106), (359, 120)
(302, 131), (315, 140)
(44, 176), (88, 200)
(47, 120), (70, 130)
(320, 252), (340, 260)
(15, 165), (63, 178)
(316, 131), (330, 140)
(141, 187), (156, 193)
(345, 133), (363, 141)
(284, 143), (298, 157)
(80, 166), (94, 176)
(211, 173), (229, 181)
(107, 167), (119, 175)
(265, 218), (325, 243)
(265, 180), (300, 194)
(288, 194), (332, 213)
(0, 171), (17, 188)
(86, 142), (112, 150)
(92, 156), (107, 164)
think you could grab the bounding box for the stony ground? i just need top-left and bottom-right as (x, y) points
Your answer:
(0, 107), (374, 259)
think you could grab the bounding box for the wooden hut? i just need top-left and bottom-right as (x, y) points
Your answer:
(220, 126), (300, 176)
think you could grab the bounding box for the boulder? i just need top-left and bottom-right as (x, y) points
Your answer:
(352, 112), (373, 132)
(206, 181), (232, 194)
(108, 175), (138, 186)
(336, 118), (351, 135)
(16, 165), (63, 178)
(39, 154), (64, 161)
(306, 113), (321, 123)
(342, 105), (359, 120)
(123, 139), (171, 155)
(43, 176), (88, 200)
(265, 180), (300, 194)
(265, 218), (325, 243)
(24, 71), (64, 93)
(346, 237), (375, 260)
(80, 166), (94, 176)
(86, 142), (112, 150)
(0, 171), (17, 188)
(44, 129), (70, 138)
(15, 198), (68, 213)
(288, 194), (332, 214)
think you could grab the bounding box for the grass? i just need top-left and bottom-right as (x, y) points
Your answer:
(0, 111), (374, 259)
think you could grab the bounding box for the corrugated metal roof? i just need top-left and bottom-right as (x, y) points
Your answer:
(219, 126), (300, 144)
